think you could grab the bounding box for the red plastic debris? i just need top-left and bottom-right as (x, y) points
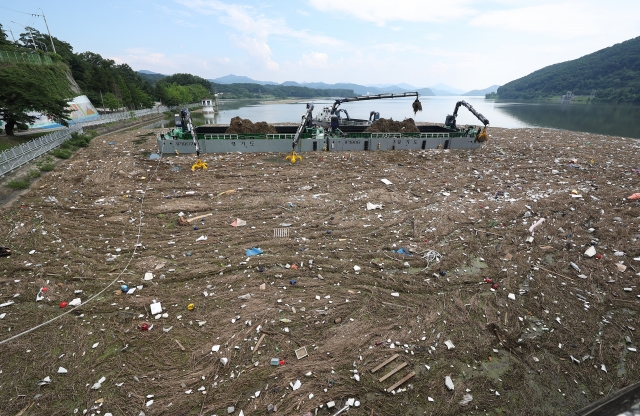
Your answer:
(41, 287), (48, 292)
(140, 323), (149, 331)
(279, 359), (285, 366)
(59, 301), (68, 308)
(491, 283), (499, 290)
(596, 254), (602, 260)
(485, 278), (493, 283)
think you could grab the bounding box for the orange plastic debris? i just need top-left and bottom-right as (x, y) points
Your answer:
(628, 193), (640, 200)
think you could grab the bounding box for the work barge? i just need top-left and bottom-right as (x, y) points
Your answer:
(157, 123), (483, 154)
(156, 93), (490, 157)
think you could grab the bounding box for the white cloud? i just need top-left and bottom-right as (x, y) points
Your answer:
(470, 1), (640, 39)
(111, 48), (176, 69)
(300, 52), (329, 68)
(307, 0), (476, 25)
(174, 0), (342, 71)
(231, 34), (279, 71)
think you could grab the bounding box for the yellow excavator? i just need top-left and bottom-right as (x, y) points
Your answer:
(179, 109), (208, 171)
(444, 100), (490, 142)
(286, 102), (316, 164)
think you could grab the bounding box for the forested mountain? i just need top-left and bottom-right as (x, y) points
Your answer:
(138, 71), (168, 85)
(497, 36), (640, 102)
(210, 75), (435, 96)
(209, 82), (354, 99)
(154, 73), (211, 106)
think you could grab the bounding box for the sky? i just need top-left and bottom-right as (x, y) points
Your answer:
(2, 0), (639, 91)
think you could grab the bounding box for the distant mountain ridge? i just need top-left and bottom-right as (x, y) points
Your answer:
(212, 74), (279, 85)
(210, 76), (435, 96)
(497, 35), (640, 102)
(137, 71), (494, 98)
(462, 85), (501, 96)
(428, 83), (466, 95)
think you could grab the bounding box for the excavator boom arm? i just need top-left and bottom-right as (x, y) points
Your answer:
(448, 100), (489, 128)
(180, 109), (201, 156)
(292, 103), (314, 150)
(331, 92), (419, 114)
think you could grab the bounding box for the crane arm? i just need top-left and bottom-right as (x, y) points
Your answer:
(181, 109), (208, 170)
(330, 92), (419, 114)
(291, 103), (314, 150)
(180, 109), (201, 157)
(445, 100), (489, 130)
(335, 108), (350, 120)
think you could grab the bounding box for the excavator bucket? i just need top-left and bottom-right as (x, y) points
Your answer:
(412, 98), (423, 115)
(191, 158), (208, 171)
(286, 150), (302, 164)
(476, 127), (489, 143)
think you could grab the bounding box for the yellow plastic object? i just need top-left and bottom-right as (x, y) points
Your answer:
(187, 303), (195, 311)
(191, 159), (208, 171)
(286, 151), (302, 164)
(476, 127), (489, 143)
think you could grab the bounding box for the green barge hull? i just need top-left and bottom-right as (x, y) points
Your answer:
(157, 124), (483, 154)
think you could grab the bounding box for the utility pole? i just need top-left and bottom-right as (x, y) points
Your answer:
(39, 9), (56, 54)
(11, 22), (37, 50)
(28, 27), (38, 50)
(8, 27), (16, 43)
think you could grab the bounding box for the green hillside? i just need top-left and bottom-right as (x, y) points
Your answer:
(0, 51), (78, 135)
(497, 36), (640, 103)
(210, 82), (354, 99)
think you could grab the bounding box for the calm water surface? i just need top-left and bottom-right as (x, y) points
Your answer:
(150, 96), (640, 139)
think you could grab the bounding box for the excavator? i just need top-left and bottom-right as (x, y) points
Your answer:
(315, 92), (422, 131)
(179, 109), (208, 170)
(444, 100), (490, 142)
(286, 93), (422, 163)
(286, 102), (315, 164)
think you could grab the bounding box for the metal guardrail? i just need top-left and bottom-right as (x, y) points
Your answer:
(0, 124), (83, 177)
(0, 102), (198, 177)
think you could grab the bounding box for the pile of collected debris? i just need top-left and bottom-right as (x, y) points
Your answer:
(225, 116), (277, 134)
(365, 117), (420, 132)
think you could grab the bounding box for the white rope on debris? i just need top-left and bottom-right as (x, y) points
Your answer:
(0, 136), (166, 346)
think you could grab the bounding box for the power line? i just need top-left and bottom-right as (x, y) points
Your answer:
(0, 5), (40, 16)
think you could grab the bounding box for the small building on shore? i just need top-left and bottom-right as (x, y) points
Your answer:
(202, 97), (217, 115)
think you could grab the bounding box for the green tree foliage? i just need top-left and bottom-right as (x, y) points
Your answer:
(154, 73), (212, 105)
(102, 92), (121, 111)
(12, 27), (155, 110)
(159, 73), (211, 89)
(156, 83), (210, 106)
(0, 24), (11, 47)
(70, 54), (154, 109)
(497, 36), (640, 103)
(138, 72), (166, 85)
(211, 82), (354, 99)
(0, 62), (73, 135)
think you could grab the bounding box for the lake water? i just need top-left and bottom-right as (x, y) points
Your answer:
(150, 96), (640, 139)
